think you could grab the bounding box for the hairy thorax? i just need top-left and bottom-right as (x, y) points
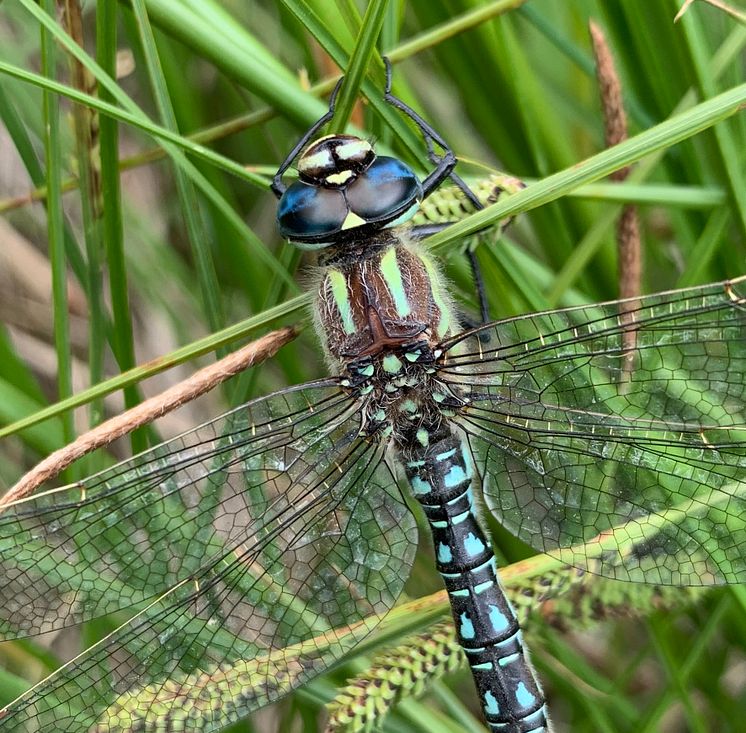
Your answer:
(314, 231), (454, 365)
(313, 231), (466, 449)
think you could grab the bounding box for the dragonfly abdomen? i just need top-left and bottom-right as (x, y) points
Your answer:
(403, 433), (549, 733)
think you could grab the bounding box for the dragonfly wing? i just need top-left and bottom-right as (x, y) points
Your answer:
(0, 380), (417, 732)
(440, 277), (746, 585)
(0, 380), (354, 638)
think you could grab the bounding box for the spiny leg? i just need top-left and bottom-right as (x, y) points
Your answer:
(382, 57), (490, 322)
(270, 76), (345, 198)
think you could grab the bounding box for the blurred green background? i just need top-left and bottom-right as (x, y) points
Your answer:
(0, 1), (745, 731)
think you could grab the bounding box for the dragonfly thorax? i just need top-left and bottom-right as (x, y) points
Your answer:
(315, 240), (456, 366)
(341, 343), (464, 445)
(277, 135), (423, 248)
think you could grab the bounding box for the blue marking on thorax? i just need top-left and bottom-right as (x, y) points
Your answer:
(488, 604), (511, 634)
(459, 613), (475, 639)
(410, 476), (431, 495)
(437, 543), (453, 563)
(444, 464), (468, 488)
(435, 447), (457, 462)
(463, 532), (485, 557)
(484, 690), (500, 716)
(452, 510), (470, 525)
(515, 681), (537, 708)
(474, 579), (494, 594)
(498, 652), (520, 667)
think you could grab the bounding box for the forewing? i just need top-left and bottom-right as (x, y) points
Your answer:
(0, 380), (417, 732)
(439, 277), (746, 585)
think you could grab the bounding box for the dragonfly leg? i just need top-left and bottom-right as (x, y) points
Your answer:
(382, 57), (491, 322)
(270, 76), (345, 198)
(383, 56), (462, 200)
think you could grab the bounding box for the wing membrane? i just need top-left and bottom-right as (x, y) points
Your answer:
(440, 278), (746, 584)
(0, 380), (353, 637)
(0, 380), (417, 732)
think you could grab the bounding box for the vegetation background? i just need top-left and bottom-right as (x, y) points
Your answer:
(0, 0), (745, 731)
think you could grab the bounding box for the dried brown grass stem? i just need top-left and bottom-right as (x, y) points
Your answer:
(2, 327), (297, 506)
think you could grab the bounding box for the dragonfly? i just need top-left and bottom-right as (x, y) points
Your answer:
(1, 61), (746, 733)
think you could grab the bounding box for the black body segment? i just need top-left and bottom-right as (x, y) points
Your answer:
(404, 433), (548, 732)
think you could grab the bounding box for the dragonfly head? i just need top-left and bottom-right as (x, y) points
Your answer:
(277, 134), (423, 250)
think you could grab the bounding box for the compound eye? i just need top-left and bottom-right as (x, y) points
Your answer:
(345, 157), (422, 221)
(277, 181), (347, 241)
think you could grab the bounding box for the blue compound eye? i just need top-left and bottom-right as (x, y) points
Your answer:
(346, 157), (422, 222)
(276, 150), (423, 246)
(277, 182), (347, 244)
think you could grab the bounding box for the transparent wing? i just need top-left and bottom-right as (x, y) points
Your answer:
(439, 277), (746, 585)
(0, 380), (417, 732)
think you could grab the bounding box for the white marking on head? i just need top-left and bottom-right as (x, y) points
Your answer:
(341, 211), (367, 230)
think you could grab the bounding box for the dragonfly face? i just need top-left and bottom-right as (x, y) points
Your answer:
(276, 133), (423, 247)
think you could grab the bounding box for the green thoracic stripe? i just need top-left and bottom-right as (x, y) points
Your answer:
(419, 252), (450, 337)
(380, 248), (411, 318)
(328, 269), (356, 335)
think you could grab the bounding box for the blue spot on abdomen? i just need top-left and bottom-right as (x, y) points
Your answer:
(459, 613), (475, 639)
(443, 464), (467, 487)
(437, 543), (453, 563)
(488, 604), (510, 634)
(515, 681), (536, 708)
(410, 476), (431, 495)
(463, 531), (485, 557)
(484, 690), (500, 716)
